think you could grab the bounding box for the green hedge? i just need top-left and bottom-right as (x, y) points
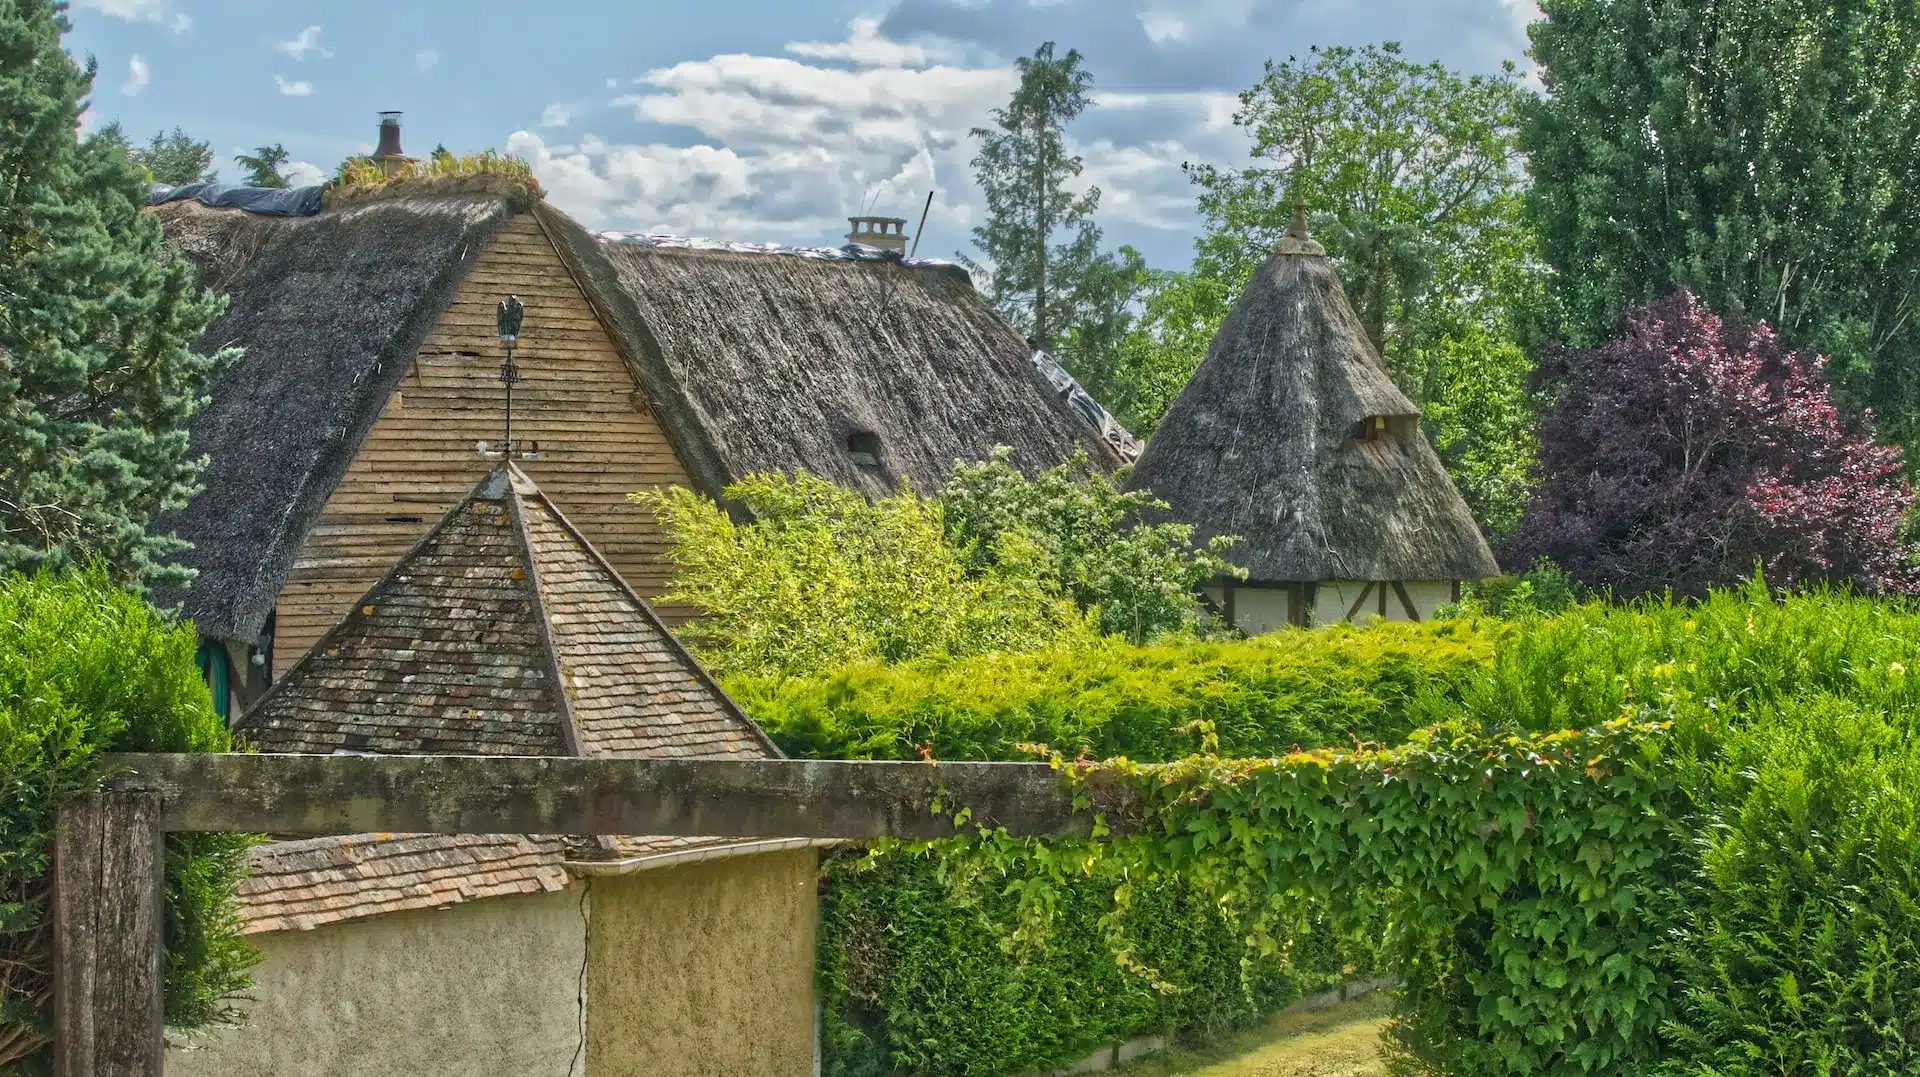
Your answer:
(743, 622), (1485, 1076)
(817, 852), (1381, 1077)
(0, 569), (254, 1072)
(733, 619), (1494, 763)
(1429, 583), (1920, 1074)
(842, 585), (1920, 1076)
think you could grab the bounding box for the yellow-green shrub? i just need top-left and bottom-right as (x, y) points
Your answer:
(774, 621), (1485, 1075)
(734, 619), (1494, 762)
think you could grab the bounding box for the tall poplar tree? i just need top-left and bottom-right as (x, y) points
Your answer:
(1527, 0), (1920, 444)
(0, 0), (233, 589)
(965, 42), (1108, 357)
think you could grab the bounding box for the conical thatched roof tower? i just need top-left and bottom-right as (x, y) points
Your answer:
(1129, 201), (1498, 632)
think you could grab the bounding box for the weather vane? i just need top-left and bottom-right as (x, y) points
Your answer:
(477, 295), (538, 461)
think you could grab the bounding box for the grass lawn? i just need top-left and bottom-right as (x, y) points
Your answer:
(1111, 994), (1393, 1077)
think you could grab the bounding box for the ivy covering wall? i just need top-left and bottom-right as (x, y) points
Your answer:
(893, 584), (1920, 1076)
(747, 621), (1489, 1076)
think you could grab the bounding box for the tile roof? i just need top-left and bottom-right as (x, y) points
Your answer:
(233, 834), (573, 935)
(231, 466), (781, 933)
(515, 472), (775, 758)
(241, 482), (569, 755)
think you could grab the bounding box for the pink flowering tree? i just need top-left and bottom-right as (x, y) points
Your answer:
(1510, 291), (1916, 598)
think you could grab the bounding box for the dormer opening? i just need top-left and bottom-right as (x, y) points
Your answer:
(1354, 414), (1419, 444)
(847, 430), (882, 467)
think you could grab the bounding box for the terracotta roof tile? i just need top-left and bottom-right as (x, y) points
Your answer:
(238, 482), (568, 756)
(233, 833), (572, 934)
(230, 467), (784, 933)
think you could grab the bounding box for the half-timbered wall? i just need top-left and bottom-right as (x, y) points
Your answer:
(272, 214), (695, 677)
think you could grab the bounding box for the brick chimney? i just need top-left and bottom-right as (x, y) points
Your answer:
(371, 111), (416, 177)
(846, 215), (908, 255)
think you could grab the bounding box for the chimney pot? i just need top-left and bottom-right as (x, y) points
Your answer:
(845, 215), (908, 254)
(373, 111), (415, 177)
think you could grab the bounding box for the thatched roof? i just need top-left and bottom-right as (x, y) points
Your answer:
(1127, 213), (1499, 583)
(151, 193), (517, 641)
(537, 204), (1122, 501)
(156, 194), (1115, 642)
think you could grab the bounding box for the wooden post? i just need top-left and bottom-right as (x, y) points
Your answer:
(53, 790), (165, 1077)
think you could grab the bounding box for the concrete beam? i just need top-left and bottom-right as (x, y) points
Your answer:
(101, 754), (1140, 839)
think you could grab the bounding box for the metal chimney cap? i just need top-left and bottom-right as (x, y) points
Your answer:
(373, 112), (407, 162)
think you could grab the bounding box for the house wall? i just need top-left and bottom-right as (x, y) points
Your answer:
(270, 212), (696, 677)
(1313, 580), (1457, 626)
(1200, 584), (1299, 636)
(587, 848), (820, 1077)
(164, 888), (587, 1077)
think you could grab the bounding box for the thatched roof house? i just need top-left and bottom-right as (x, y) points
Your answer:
(167, 465), (820, 1076)
(1128, 205), (1498, 632)
(152, 183), (1120, 710)
(544, 226), (1113, 501)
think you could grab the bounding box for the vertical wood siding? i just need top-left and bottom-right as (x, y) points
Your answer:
(272, 214), (695, 677)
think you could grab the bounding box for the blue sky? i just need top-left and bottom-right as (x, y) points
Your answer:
(69, 0), (1536, 270)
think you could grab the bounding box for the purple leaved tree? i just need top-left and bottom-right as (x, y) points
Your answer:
(1510, 291), (1916, 599)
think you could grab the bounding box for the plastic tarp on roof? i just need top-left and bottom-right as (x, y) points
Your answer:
(148, 181), (325, 217)
(596, 230), (957, 268)
(1031, 349), (1144, 463)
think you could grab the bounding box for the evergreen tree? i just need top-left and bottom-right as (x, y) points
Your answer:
(965, 42), (1121, 365)
(234, 142), (289, 188)
(0, 0), (233, 590)
(1527, 0), (1920, 445)
(98, 122), (216, 185)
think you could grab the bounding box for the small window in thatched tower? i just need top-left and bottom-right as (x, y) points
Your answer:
(847, 431), (883, 467)
(1353, 414), (1419, 444)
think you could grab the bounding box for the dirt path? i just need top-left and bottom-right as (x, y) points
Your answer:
(1110, 995), (1392, 1077)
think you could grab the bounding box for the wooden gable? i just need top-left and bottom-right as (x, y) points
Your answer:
(271, 213), (696, 677)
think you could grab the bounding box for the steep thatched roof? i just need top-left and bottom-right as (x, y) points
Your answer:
(151, 193), (517, 641)
(537, 204), (1122, 501)
(157, 194), (1114, 643)
(1128, 215), (1499, 583)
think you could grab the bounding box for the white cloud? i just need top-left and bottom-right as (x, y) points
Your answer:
(1136, 0), (1256, 44)
(786, 16), (955, 68)
(276, 25), (329, 61)
(73, 0), (189, 31)
(122, 54), (149, 96)
(284, 160), (326, 187)
(274, 75), (313, 97)
(416, 49), (440, 72)
(540, 103), (575, 128)
(512, 19), (1229, 263)
(604, 77), (619, 90)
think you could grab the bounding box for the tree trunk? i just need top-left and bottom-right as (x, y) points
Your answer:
(1035, 113), (1048, 353)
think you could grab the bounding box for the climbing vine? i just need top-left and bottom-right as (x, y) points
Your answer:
(906, 718), (1681, 1077)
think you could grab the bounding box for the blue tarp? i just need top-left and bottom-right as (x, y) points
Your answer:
(147, 181), (325, 217)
